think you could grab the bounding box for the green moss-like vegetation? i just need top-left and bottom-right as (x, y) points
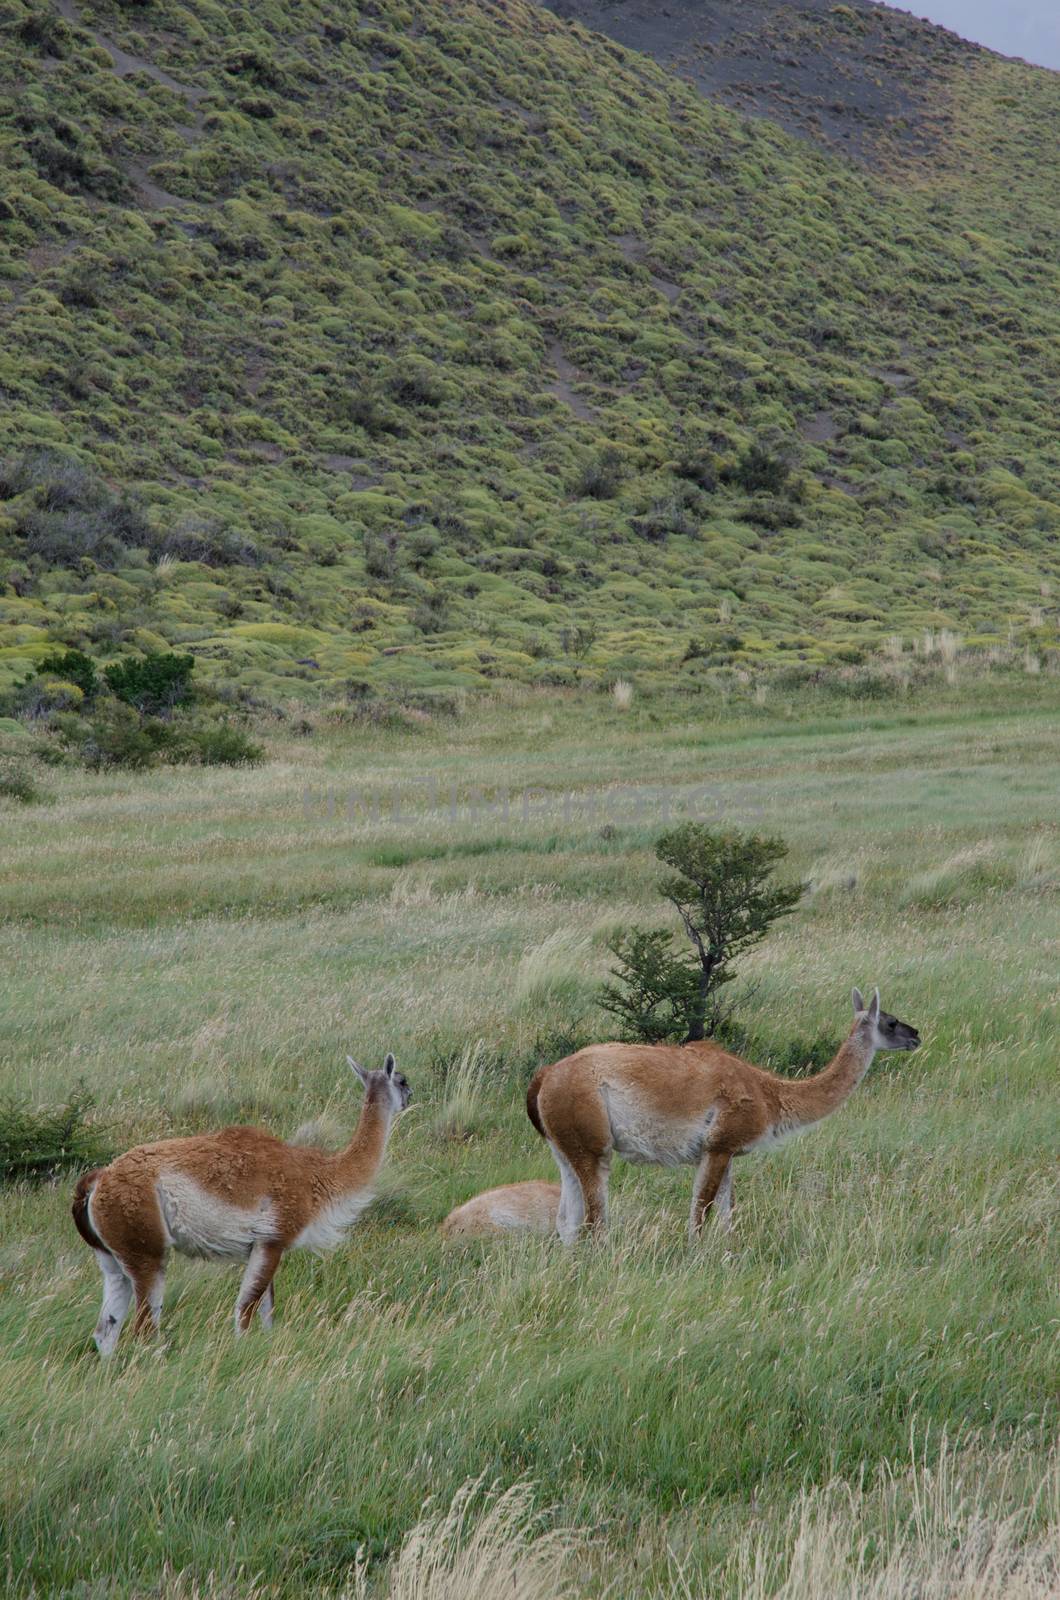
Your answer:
(0, 0), (1057, 701)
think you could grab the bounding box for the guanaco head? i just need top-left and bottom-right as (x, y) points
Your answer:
(851, 988), (921, 1053)
(347, 1052), (412, 1112)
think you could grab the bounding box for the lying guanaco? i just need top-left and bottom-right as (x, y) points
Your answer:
(72, 1053), (410, 1355)
(526, 989), (919, 1242)
(441, 1180), (560, 1239)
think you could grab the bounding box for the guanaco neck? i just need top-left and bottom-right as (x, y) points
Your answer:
(777, 1024), (876, 1125)
(331, 1089), (394, 1186)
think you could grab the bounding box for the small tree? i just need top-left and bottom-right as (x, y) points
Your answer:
(599, 930), (701, 1044)
(601, 824), (804, 1043)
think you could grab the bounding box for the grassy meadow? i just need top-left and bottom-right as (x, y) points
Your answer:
(1, 678), (1057, 1596)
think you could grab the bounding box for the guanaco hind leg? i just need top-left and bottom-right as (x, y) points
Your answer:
(550, 1144), (585, 1243)
(579, 1150), (610, 1235)
(131, 1262), (166, 1337)
(540, 1066), (614, 1241)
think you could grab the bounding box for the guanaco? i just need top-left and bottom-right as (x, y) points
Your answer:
(526, 989), (920, 1242)
(72, 1053), (410, 1355)
(442, 1180), (560, 1239)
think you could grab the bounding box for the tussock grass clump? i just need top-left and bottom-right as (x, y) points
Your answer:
(898, 843), (1014, 909)
(431, 1038), (496, 1141)
(707, 1436), (1060, 1600)
(516, 928), (595, 1010)
(349, 1479), (582, 1600)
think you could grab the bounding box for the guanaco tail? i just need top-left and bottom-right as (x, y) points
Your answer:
(442, 1180), (560, 1239)
(72, 1052), (410, 1355)
(526, 989), (920, 1242)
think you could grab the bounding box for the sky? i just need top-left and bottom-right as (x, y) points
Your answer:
(883, 2), (1060, 69)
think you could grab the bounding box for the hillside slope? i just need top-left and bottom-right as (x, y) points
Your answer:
(538, 1), (1060, 240)
(1, 0), (1058, 701)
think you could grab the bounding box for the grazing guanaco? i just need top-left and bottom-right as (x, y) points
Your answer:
(71, 1053), (410, 1355)
(526, 989), (920, 1243)
(441, 1180), (560, 1239)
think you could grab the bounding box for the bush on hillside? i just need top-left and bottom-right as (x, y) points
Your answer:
(0, 450), (152, 570)
(572, 448), (625, 501)
(36, 649), (98, 699)
(722, 444), (792, 496)
(673, 447), (719, 490)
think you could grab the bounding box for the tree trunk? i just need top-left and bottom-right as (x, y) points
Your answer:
(685, 960), (712, 1042)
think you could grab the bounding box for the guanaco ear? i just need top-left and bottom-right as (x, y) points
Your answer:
(868, 989), (881, 1023)
(347, 1055), (369, 1088)
(384, 1052), (396, 1078)
(852, 987), (865, 1015)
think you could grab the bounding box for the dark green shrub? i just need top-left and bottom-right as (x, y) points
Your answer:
(722, 445), (791, 495)
(36, 649), (97, 699)
(80, 702), (170, 769)
(103, 653), (195, 714)
(15, 14), (70, 54)
(0, 1088), (110, 1184)
(386, 367), (445, 408)
(177, 721), (263, 766)
(335, 387), (402, 437)
(2, 451), (152, 569)
(673, 448), (718, 490)
(572, 447), (624, 501)
(159, 517), (261, 567)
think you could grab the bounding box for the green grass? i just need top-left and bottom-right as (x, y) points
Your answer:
(0, 684), (1057, 1595)
(1, 0), (1058, 702)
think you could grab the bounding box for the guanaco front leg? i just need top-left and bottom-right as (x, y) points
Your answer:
(235, 1240), (284, 1334)
(689, 1150), (733, 1241)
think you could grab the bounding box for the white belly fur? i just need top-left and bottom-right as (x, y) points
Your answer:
(157, 1172), (278, 1260)
(293, 1189), (374, 1252)
(601, 1083), (715, 1167)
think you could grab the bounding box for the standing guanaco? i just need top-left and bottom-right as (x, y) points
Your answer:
(526, 989), (920, 1242)
(72, 1053), (410, 1354)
